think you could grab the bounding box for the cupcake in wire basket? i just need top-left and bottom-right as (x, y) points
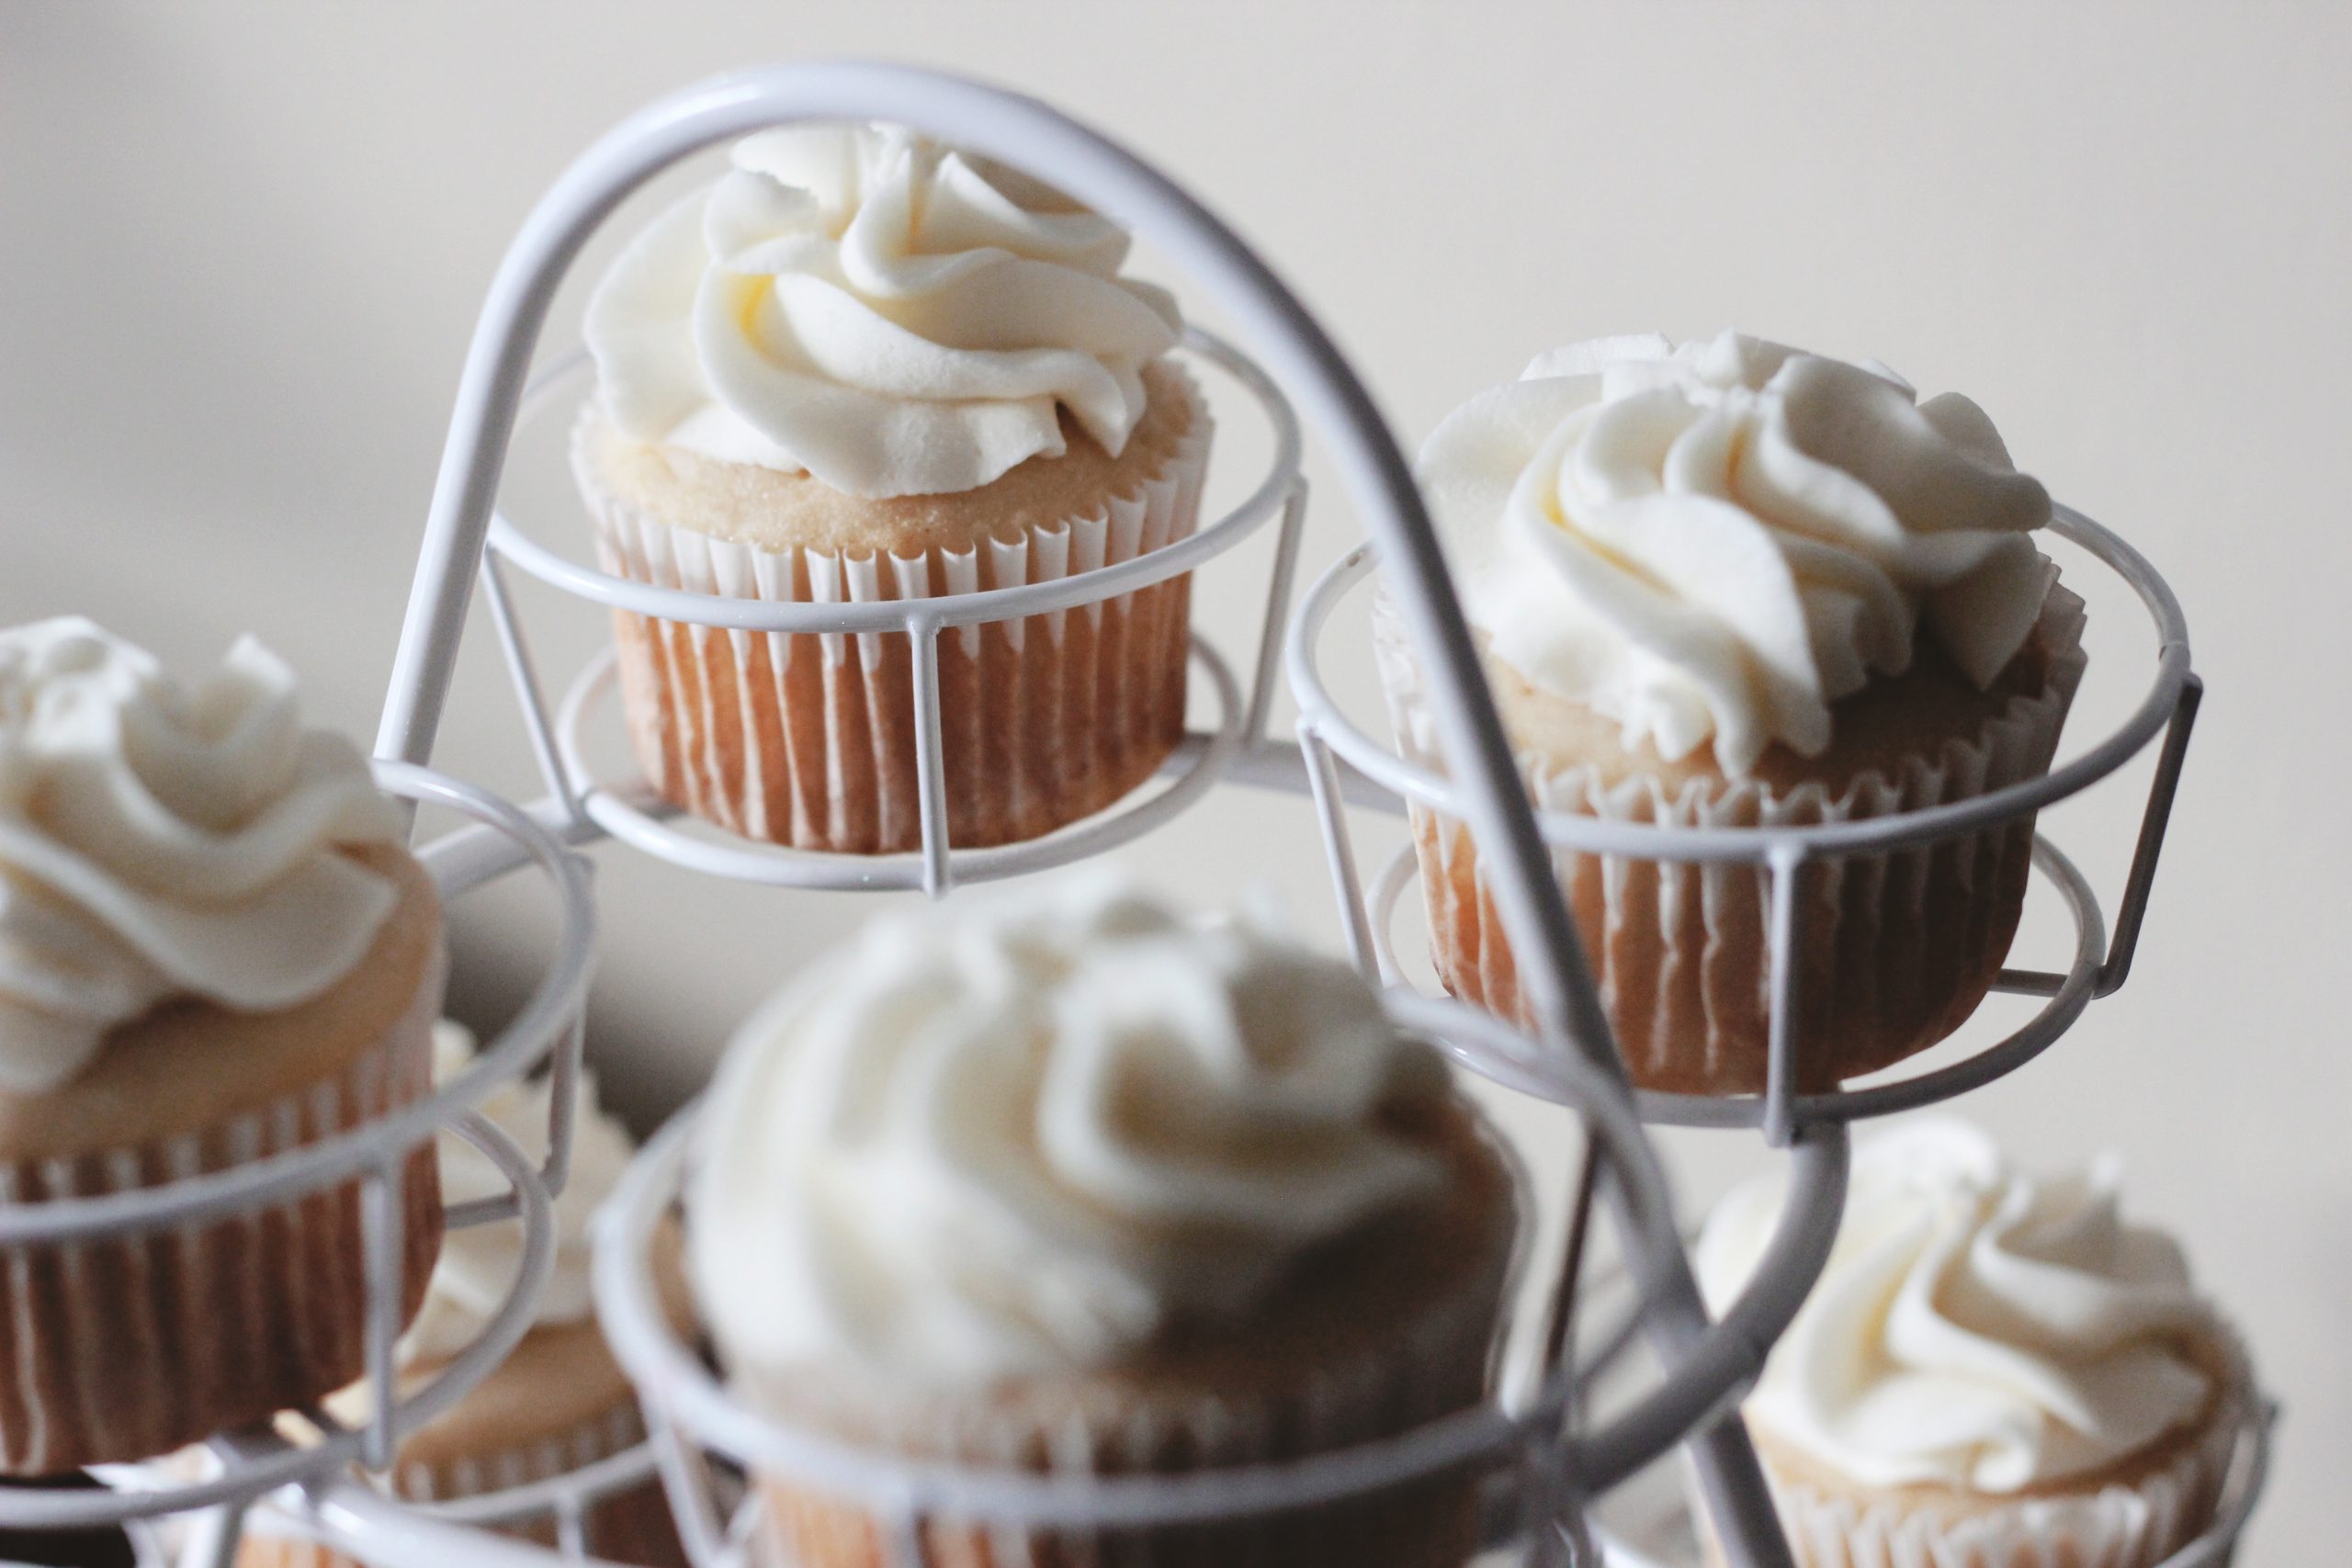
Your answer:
(1375, 332), (2086, 1094)
(0, 617), (445, 1472)
(684, 872), (1522, 1568)
(575, 125), (1214, 855)
(241, 1022), (691, 1568)
(1695, 1119), (2256, 1568)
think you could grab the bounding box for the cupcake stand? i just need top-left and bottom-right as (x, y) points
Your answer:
(22, 62), (2268, 1568)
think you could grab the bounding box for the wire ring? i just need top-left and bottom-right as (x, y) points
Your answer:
(40, 1110), (557, 1531)
(591, 992), (1845, 1541)
(484, 328), (1299, 638)
(0, 763), (590, 1244)
(1368, 836), (2106, 1132)
(1287, 507), (2189, 865)
(549, 634), (1242, 892)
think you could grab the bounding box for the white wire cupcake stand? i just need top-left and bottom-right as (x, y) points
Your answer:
(17, 59), (2262, 1568)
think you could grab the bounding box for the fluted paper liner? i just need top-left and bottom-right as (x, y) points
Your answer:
(0, 950), (446, 1474)
(749, 1280), (1500, 1568)
(739, 1113), (1519, 1568)
(575, 380), (1213, 855)
(1373, 582), (2089, 1096)
(235, 1393), (683, 1568)
(1717, 1342), (2256, 1568)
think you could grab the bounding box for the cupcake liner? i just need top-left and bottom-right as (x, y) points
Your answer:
(1373, 582), (2088, 1096)
(402, 1393), (682, 1568)
(575, 376), (1213, 855)
(0, 947), (447, 1474)
(1721, 1351), (2256, 1568)
(387, 1380), (648, 1504)
(753, 1297), (1498, 1568)
(744, 1128), (1517, 1568)
(234, 1392), (681, 1568)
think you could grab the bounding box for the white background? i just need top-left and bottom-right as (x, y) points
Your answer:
(3, 4), (2345, 1559)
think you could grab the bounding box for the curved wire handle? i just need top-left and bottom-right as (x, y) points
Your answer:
(372, 60), (1795, 1567)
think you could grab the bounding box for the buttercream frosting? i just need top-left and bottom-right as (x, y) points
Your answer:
(0, 619), (401, 1093)
(585, 124), (1183, 500)
(1696, 1119), (2222, 1492)
(400, 1021), (639, 1366)
(1418, 332), (2053, 775)
(687, 872), (1451, 1388)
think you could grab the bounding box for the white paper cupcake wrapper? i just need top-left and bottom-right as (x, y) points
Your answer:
(741, 1118), (1518, 1568)
(0, 944), (446, 1474)
(390, 1382), (646, 1503)
(234, 1360), (676, 1567)
(574, 374), (1213, 855)
(1373, 581), (2089, 1095)
(1744, 1353), (2256, 1568)
(236, 1390), (676, 1567)
(752, 1289), (1500, 1568)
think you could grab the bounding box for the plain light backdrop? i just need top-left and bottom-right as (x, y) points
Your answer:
(3, 4), (2345, 1560)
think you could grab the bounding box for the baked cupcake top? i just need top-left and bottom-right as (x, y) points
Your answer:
(585, 124), (1184, 500)
(1696, 1119), (2227, 1493)
(0, 618), (401, 1092)
(688, 873), (1453, 1389)
(1419, 333), (2054, 775)
(399, 1021), (639, 1367)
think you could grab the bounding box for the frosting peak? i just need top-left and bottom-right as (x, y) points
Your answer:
(1697, 1120), (2222, 1492)
(1419, 332), (2053, 774)
(688, 873), (1450, 1388)
(586, 124), (1183, 500)
(0, 619), (400, 1092)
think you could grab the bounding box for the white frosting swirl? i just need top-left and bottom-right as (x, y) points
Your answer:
(688, 873), (1450, 1388)
(400, 1021), (639, 1366)
(0, 619), (401, 1093)
(585, 124), (1183, 500)
(1696, 1120), (2222, 1492)
(1419, 332), (2054, 775)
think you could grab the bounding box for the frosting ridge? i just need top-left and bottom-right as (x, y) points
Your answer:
(1419, 331), (2053, 774)
(688, 873), (1450, 1387)
(586, 124), (1183, 500)
(1696, 1119), (2222, 1492)
(0, 619), (401, 1093)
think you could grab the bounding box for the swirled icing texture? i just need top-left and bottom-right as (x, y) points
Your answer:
(1419, 332), (2054, 775)
(399, 1022), (639, 1366)
(0, 619), (401, 1094)
(688, 874), (1451, 1387)
(1695, 1120), (2222, 1492)
(585, 124), (1183, 500)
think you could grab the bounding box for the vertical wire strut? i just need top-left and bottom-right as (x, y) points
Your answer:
(1762, 844), (1809, 1151)
(650, 1412), (729, 1568)
(1244, 477), (1312, 746)
(910, 621), (953, 900)
(1299, 725), (1379, 979)
(2098, 671), (2200, 997)
(479, 551), (589, 832)
(360, 1160), (405, 1474)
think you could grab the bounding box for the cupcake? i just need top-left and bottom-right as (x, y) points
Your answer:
(0, 618), (444, 1472)
(1379, 332), (2086, 1094)
(577, 125), (1214, 854)
(241, 1023), (686, 1568)
(685, 873), (1521, 1567)
(1695, 1120), (2254, 1568)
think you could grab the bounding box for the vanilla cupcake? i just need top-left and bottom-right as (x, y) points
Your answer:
(577, 127), (1213, 854)
(686, 874), (1521, 1568)
(0, 619), (444, 1472)
(1380, 333), (2086, 1094)
(1696, 1120), (2253, 1568)
(242, 1024), (685, 1568)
